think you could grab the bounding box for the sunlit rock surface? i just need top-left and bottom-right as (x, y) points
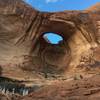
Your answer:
(0, 0), (100, 100)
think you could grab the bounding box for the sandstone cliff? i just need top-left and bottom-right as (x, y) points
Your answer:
(0, 0), (100, 100)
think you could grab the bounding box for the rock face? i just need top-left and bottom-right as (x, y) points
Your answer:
(0, 0), (100, 100)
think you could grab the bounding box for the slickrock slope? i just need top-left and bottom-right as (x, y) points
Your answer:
(87, 3), (100, 11)
(21, 75), (100, 100)
(0, 0), (100, 100)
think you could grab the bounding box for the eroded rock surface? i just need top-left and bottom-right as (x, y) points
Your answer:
(0, 0), (100, 100)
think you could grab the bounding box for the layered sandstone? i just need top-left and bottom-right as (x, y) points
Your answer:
(0, 0), (100, 100)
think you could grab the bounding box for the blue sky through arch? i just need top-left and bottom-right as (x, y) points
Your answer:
(43, 33), (63, 44)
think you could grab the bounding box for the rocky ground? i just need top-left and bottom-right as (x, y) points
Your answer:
(0, 74), (100, 100)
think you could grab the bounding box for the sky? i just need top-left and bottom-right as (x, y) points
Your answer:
(24, 0), (100, 44)
(43, 33), (63, 44)
(24, 0), (100, 12)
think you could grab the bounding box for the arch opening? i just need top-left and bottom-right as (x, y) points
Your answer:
(43, 32), (63, 44)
